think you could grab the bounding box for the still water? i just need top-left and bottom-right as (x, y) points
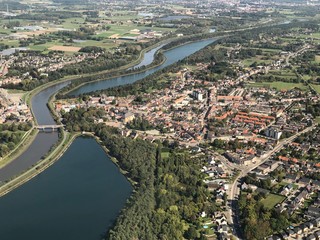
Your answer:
(0, 137), (132, 240)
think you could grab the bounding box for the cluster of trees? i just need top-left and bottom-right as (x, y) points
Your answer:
(55, 27), (95, 40)
(17, 10), (82, 21)
(62, 107), (105, 132)
(79, 46), (104, 53)
(2, 21), (21, 29)
(0, 43), (9, 51)
(211, 138), (266, 152)
(61, 108), (214, 239)
(207, 61), (236, 78)
(243, 173), (273, 190)
(305, 101), (320, 118)
(238, 193), (290, 239)
(0, 122), (32, 157)
(126, 117), (154, 131)
(235, 48), (263, 59)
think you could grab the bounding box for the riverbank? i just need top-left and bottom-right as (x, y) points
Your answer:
(0, 130), (74, 197)
(0, 128), (38, 169)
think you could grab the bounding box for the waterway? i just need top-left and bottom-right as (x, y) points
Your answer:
(0, 82), (69, 182)
(128, 44), (165, 70)
(0, 38), (216, 239)
(0, 137), (132, 239)
(69, 38), (215, 96)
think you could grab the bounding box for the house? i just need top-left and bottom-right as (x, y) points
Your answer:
(306, 221), (314, 230)
(306, 234), (316, 240)
(219, 232), (229, 240)
(123, 112), (135, 123)
(315, 217), (320, 227)
(313, 180), (320, 190)
(293, 226), (302, 235)
(314, 230), (320, 239)
(301, 223), (309, 233)
(280, 184), (294, 196)
(280, 231), (289, 239)
(295, 190), (309, 205)
(307, 206), (320, 218)
(285, 174), (298, 183)
(299, 177), (312, 186)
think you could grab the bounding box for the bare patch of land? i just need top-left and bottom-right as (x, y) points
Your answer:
(48, 45), (81, 52)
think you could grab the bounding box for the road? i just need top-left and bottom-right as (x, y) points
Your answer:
(227, 124), (317, 239)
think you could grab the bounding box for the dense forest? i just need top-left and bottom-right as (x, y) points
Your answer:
(62, 108), (214, 239)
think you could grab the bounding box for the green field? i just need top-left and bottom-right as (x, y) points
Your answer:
(268, 69), (297, 79)
(161, 151), (170, 159)
(0, 39), (20, 48)
(248, 81), (308, 91)
(61, 17), (85, 29)
(261, 194), (285, 209)
(311, 84), (320, 94)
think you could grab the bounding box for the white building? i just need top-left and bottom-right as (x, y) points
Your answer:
(192, 90), (203, 101)
(265, 127), (282, 140)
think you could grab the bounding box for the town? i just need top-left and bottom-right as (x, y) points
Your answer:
(1, 0), (320, 239)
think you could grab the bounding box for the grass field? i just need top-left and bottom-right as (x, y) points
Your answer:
(61, 17), (85, 29)
(311, 84), (320, 94)
(261, 194), (285, 209)
(0, 39), (20, 48)
(268, 69), (297, 79)
(161, 151), (170, 159)
(248, 81), (308, 91)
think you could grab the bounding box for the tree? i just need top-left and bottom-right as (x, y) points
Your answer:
(184, 226), (198, 239)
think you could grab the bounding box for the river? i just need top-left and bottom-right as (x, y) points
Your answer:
(0, 38), (216, 239)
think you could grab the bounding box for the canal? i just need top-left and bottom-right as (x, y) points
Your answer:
(0, 38), (216, 239)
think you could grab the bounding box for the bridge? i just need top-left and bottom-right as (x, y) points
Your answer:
(35, 125), (64, 131)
